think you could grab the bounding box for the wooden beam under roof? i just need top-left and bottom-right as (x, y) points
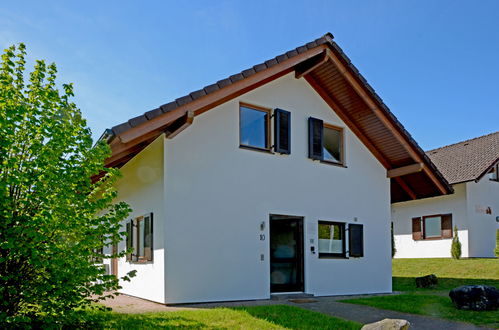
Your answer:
(387, 163), (424, 178)
(395, 177), (417, 200)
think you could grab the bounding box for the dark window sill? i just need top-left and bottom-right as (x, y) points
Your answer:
(239, 144), (273, 154)
(319, 160), (347, 168)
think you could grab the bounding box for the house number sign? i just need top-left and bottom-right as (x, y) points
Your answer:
(259, 234), (265, 241)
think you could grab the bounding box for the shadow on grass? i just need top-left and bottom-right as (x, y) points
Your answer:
(233, 305), (361, 330)
(393, 276), (499, 292)
(340, 292), (499, 328)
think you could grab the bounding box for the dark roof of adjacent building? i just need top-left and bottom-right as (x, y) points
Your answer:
(427, 131), (499, 184)
(101, 32), (453, 203)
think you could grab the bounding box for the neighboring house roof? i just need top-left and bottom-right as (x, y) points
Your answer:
(101, 32), (453, 203)
(427, 131), (499, 184)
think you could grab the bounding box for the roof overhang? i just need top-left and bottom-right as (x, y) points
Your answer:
(100, 33), (453, 203)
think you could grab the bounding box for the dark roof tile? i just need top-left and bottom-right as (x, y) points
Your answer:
(253, 63), (268, 72)
(128, 115), (148, 127)
(203, 83), (220, 94)
(265, 58), (278, 67)
(160, 101), (178, 113)
(112, 122), (132, 135)
(229, 73), (244, 83)
(276, 54), (288, 63)
(286, 49), (299, 58)
(217, 78), (232, 88)
(176, 95), (193, 106)
(190, 89), (206, 100)
(145, 108), (162, 120)
(242, 68), (256, 78)
(296, 46), (308, 53)
(306, 41), (317, 49)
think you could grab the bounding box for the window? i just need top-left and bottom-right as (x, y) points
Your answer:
(239, 104), (271, 150)
(318, 221), (346, 258)
(412, 214), (452, 240)
(126, 213), (154, 262)
(490, 164), (499, 182)
(308, 117), (344, 165)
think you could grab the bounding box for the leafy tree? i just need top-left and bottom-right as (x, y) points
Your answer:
(0, 44), (133, 325)
(451, 225), (462, 260)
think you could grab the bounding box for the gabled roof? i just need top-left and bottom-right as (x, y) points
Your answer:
(101, 33), (453, 203)
(427, 131), (499, 184)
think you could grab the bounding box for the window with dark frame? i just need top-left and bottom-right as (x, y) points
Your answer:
(239, 103), (271, 151)
(318, 221), (346, 258)
(308, 117), (344, 165)
(490, 163), (499, 182)
(126, 213), (154, 262)
(412, 214), (452, 240)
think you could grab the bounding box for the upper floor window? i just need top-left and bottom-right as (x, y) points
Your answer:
(239, 103), (271, 151)
(308, 117), (344, 165)
(490, 163), (499, 182)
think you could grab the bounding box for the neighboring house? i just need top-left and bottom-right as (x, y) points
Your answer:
(392, 132), (499, 258)
(100, 33), (452, 304)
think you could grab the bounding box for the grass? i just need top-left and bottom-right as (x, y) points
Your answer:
(79, 305), (361, 329)
(341, 258), (499, 328)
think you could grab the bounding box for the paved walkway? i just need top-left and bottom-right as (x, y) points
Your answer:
(101, 293), (493, 330)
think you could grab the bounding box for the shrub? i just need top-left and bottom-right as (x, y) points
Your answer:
(451, 225), (462, 259)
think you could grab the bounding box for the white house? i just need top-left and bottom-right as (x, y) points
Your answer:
(100, 33), (452, 304)
(392, 132), (499, 258)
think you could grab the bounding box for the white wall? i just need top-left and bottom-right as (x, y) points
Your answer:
(113, 136), (166, 303)
(391, 183), (470, 258)
(163, 73), (392, 304)
(466, 177), (499, 257)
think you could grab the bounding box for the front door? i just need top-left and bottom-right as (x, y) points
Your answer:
(269, 215), (304, 293)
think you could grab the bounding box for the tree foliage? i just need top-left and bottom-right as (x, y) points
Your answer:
(451, 225), (462, 260)
(0, 44), (132, 325)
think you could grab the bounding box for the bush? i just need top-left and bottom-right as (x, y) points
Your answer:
(451, 225), (462, 259)
(495, 229), (499, 257)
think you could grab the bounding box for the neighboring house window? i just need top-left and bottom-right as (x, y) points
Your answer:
(318, 221), (346, 258)
(490, 163), (499, 182)
(308, 117), (344, 165)
(239, 103), (271, 151)
(412, 214), (452, 240)
(126, 213), (154, 262)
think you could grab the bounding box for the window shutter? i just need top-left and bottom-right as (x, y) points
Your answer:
(412, 217), (422, 240)
(441, 214), (453, 238)
(348, 224), (364, 257)
(126, 221), (133, 261)
(144, 213), (154, 261)
(308, 117), (323, 160)
(274, 108), (291, 154)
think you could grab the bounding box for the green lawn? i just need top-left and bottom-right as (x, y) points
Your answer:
(341, 258), (499, 328)
(76, 305), (361, 329)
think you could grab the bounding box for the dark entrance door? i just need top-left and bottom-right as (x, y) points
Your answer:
(269, 215), (304, 293)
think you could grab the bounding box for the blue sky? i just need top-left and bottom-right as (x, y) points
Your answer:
(1, 1), (498, 150)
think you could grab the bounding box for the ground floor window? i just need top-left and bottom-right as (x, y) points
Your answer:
(412, 214), (452, 240)
(126, 213), (154, 262)
(318, 221), (345, 258)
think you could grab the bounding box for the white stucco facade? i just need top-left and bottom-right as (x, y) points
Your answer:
(392, 173), (499, 259)
(113, 73), (393, 304)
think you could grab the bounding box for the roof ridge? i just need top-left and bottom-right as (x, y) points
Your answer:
(427, 130), (499, 153)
